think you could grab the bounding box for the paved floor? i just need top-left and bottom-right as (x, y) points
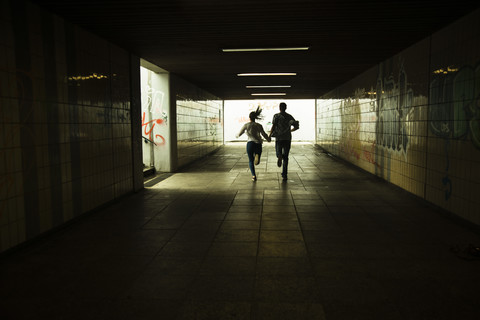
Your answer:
(1, 143), (480, 320)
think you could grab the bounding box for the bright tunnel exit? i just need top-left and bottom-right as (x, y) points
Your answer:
(224, 100), (316, 142)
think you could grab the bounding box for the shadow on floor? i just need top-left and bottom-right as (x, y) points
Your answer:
(1, 143), (479, 320)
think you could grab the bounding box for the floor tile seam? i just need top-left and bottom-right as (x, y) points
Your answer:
(178, 275), (324, 310)
(188, 189), (241, 279)
(253, 275), (318, 282)
(109, 239), (179, 289)
(291, 192), (318, 277)
(356, 211), (403, 233)
(253, 190), (267, 281)
(211, 239), (259, 244)
(35, 215), (178, 286)
(260, 228), (302, 231)
(107, 273), (153, 302)
(258, 240), (306, 244)
(330, 207), (383, 234)
(148, 197), (209, 264)
(178, 298), (255, 317)
(259, 228), (304, 233)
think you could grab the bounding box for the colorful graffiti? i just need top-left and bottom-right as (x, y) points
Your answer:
(236, 116), (250, 124)
(142, 112), (167, 145)
(141, 82), (168, 146)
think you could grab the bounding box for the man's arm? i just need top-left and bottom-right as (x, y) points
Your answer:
(290, 115), (299, 132)
(269, 114), (278, 139)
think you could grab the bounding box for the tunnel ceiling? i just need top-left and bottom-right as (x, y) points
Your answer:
(31, 0), (479, 100)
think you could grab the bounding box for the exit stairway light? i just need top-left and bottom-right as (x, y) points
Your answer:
(223, 47), (309, 52)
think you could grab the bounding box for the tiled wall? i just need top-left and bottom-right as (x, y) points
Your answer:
(0, 0), (139, 253)
(426, 10), (480, 224)
(173, 76), (223, 169)
(316, 9), (480, 225)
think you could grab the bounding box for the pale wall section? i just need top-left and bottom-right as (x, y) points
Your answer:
(0, 0), (139, 253)
(224, 99), (315, 142)
(140, 67), (171, 172)
(171, 75), (223, 170)
(316, 9), (480, 225)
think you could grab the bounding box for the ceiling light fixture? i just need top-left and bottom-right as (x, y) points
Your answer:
(238, 73), (297, 76)
(251, 93), (287, 96)
(223, 47), (309, 52)
(246, 85), (291, 88)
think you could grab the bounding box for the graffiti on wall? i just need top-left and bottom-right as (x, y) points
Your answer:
(376, 64), (414, 159)
(332, 63), (416, 170)
(429, 64), (480, 148)
(234, 101), (278, 125)
(142, 112), (166, 145)
(339, 92), (362, 161)
(142, 83), (165, 114)
(141, 84), (167, 146)
(335, 89), (381, 168)
(208, 115), (220, 137)
(429, 63), (480, 200)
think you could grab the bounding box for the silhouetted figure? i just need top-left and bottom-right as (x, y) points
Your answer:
(268, 102), (299, 181)
(236, 107), (271, 181)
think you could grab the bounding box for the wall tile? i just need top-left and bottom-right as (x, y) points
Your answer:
(0, 0), (138, 253)
(173, 76), (223, 169)
(317, 9), (480, 225)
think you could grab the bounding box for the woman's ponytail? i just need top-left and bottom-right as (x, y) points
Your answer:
(249, 106), (263, 121)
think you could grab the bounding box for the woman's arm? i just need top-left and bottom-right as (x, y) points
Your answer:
(236, 124), (246, 138)
(268, 123), (276, 139)
(261, 126), (271, 142)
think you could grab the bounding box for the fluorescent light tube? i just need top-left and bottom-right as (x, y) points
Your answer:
(223, 47), (309, 52)
(251, 93), (287, 96)
(237, 73), (296, 76)
(246, 85), (291, 88)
